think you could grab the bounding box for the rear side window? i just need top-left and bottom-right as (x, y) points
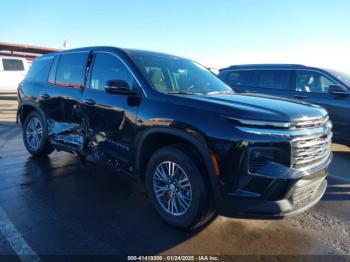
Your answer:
(257, 70), (291, 90)
(26, 57), (53, 82)
(55, 53), (89, 87)
(226, 70), (254, 86)
(2, 59), (24, 71)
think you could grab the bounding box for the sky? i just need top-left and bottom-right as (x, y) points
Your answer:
(1, 0), (350, 71)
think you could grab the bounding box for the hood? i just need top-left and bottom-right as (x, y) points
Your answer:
(169, 93), (327, 122)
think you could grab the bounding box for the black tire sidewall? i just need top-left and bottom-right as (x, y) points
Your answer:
(23, 111), (50, 156)
(145, 146), (209, 229)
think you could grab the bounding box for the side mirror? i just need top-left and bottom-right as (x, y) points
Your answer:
(328, 84), (350, 95)
(105, 80), (135, 95)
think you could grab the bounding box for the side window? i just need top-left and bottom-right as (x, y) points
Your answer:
(320, 75), (336, 92)
(26, 57), (53, 82)
(257, 70), (291, 90)
(2, 59), (25, 71)
(226, 70), (254, 86)
(296, 70), (336, 93)
(90, 53), (134, 91)
(55, 53), (89, 87)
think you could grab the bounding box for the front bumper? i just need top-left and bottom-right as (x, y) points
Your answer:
(215, 156), (330, 219)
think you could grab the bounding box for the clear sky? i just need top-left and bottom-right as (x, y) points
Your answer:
(1, 0), (350, 70)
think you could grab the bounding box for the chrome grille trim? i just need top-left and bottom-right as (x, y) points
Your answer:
(236, 115), (332, 171)
(291, 131), (332, 170)
(290, 115), (329, 129)
(228, 115), (329, 130)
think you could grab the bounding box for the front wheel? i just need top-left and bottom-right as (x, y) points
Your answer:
(23, 111), (54, 156)
(145, 146), (213, 229)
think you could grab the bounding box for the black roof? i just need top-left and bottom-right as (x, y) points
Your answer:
(39, 46), (186, 60)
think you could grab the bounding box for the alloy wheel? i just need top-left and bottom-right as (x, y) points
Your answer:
(26, 117), (43, 150)
(153, 161), (193, 216)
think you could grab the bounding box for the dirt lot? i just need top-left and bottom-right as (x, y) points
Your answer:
(0, 94), (349, 258)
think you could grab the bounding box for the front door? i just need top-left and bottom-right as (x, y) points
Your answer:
(80, 52), (140, 169)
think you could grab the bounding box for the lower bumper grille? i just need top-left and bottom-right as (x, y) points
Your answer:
(292, 177), (326, 208)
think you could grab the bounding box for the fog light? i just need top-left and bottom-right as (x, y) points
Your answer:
(249, 148), (278, 174)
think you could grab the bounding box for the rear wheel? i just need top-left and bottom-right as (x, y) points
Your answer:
(23, 111), (54, 156)
(146, 145), (213, 229)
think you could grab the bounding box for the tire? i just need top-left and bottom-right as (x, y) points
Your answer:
(145, 145), (213, 229)
(23, 110), (54, 156)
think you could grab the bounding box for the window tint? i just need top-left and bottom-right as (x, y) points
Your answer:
(90, 53), (134, 91)
(26, 57), (53, 82)
(226, 70), (254, 86)
(55, 53), (89, 87)
(257, 70), (291, 89)
(296, 70), (336, 93)
(2, 59), (24, 71)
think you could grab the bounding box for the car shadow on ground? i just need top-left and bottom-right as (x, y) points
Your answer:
(18, 154), (200, 255)
(322, 150), (350, 202)
(323, 180), (350, 201)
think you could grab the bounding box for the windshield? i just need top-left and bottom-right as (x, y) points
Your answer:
(327, 69), (350, 87)
(128, 52), (233, 94)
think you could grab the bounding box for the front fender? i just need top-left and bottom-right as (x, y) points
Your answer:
(135, 126), (223, 203)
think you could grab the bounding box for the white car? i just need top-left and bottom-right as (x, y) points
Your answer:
(0, 56), (29, 93)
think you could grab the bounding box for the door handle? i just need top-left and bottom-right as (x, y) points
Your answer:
(40, 94), (50, 99)
(293, 94), (307, 99)
(82, 99), (96, 105)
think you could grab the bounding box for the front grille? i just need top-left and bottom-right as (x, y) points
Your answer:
(290, 115), (329, 129)
(291, 131), (332, 170)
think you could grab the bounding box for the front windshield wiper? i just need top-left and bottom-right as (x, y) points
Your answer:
(206, 91), (234, 95)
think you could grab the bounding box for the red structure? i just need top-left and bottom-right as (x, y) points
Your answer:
(0, 42), (60, 61)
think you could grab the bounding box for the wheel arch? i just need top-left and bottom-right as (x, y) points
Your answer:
(17, 101), (46, 125)
(135, 127), (217, 185)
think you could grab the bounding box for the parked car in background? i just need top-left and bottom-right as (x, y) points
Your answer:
(0, 56), (29, 93)
(17, 48), (331, 229)
(218, 64), (350, 146)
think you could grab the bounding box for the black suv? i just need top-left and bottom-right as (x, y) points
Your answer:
(218, 64), (350, 146)
(17, 48), (332, 229)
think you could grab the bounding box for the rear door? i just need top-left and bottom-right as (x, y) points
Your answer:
(225, 69), (295, 99)
(252, 70), (295, 98)
(40, 51), (90, 151)
(80, 52), (140, 169)
(291, 69), (350, 143)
